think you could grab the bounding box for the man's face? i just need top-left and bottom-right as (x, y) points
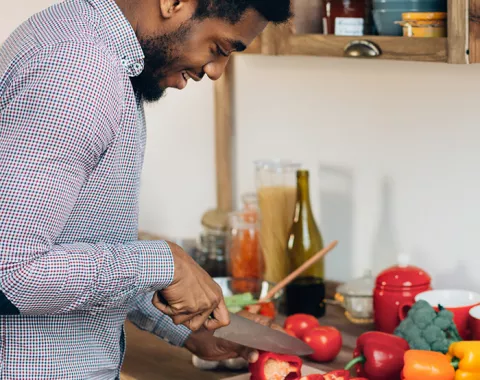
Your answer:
(130, 0), (268, 102)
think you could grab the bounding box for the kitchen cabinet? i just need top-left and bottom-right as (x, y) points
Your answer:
(214, 0), (480, 212)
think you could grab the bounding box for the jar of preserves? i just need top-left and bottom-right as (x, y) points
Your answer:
(226, 210), (264, 293)
(323, 0), (371, 36)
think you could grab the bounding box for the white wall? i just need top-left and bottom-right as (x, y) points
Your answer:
(145, 56), (480, 290)
(4, 1), (480, 290)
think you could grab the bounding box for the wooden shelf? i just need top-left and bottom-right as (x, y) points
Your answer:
(244, 34), (448, 63)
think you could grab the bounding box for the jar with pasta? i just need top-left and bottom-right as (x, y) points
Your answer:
(254, 160), (301, 283)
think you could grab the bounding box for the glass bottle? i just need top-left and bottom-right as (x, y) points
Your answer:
(322, 0), (371, 36)
(285, 169), (326, 317)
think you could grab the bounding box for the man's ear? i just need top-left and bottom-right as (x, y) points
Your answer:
(159, 0), (188, 19)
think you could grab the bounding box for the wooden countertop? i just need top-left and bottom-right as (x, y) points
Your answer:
(120, 303), (373, 380)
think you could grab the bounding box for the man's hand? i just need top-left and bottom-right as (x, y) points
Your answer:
(184, 310), (286, 363)
(152, 242), (229, 332)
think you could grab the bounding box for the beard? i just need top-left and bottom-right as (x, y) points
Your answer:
(131, 21), (192, 103)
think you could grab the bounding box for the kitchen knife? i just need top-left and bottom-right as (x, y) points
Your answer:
(213, 312), (314, 356)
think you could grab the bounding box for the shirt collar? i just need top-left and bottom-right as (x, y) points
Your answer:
(87, 0), (145, 77)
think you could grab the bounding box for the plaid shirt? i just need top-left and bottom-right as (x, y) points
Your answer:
(0, 0), (192, 378)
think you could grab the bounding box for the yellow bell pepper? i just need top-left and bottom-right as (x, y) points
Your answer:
(446, 341), (480, 380)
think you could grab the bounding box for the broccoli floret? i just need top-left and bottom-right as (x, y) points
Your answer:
(431, 340), (451, 353)
(404, 324), (422, 342)
(423, 325), (445, 344)
(410, 300), (431, 312)
(394, 300), (462, 354)
(434, 309), (454, 330)
(409, 336), (431, 351)
(410, 306), (436, 329)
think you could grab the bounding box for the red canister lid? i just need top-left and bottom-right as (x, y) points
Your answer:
(376, 254), (431, 289)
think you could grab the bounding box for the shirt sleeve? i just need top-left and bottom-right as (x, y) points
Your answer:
(0, 41), (174, 315)
(127, 292), (192, 347)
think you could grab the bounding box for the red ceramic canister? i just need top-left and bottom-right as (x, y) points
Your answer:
(373, 255), (432, 334)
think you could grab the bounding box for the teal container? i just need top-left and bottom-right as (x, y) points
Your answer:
(372, 0), (447, 35)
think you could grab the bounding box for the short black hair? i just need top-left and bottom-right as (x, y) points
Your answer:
(194, 0), (292, 25)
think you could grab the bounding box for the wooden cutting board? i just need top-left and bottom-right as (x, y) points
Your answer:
(222, 365), (325, 380)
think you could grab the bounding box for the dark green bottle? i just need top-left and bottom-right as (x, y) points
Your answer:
(285, 169), (326, 317)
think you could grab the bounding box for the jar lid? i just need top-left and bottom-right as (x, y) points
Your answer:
(337, 270), (374, 297)
(201, 209), (228, 231)
(402, 12), (447, 21)
(375, 253), (431, 288)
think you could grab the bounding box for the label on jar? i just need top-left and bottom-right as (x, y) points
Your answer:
(334, 17), (364, 36)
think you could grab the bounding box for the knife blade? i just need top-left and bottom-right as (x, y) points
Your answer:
(213, 312), (314, 356)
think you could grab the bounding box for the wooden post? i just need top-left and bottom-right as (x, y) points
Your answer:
(470, 0), (480, 63)
(214, 58), (234, 212)
(448, 0), (469, 64)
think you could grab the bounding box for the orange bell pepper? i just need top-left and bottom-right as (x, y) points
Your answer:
(402, 350), (455, 380)
(446, 341), (480, 380)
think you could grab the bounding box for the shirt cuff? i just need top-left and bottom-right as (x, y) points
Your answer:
(133, 240), (175, 292)
(151, 316), (192, 347)
(128, 291), (192, 347)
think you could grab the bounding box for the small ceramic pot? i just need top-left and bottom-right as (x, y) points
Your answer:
(373, 254), (432, 334)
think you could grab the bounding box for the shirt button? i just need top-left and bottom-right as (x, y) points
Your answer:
(134, 63), (142, 70)
(121, 59), (127, 66)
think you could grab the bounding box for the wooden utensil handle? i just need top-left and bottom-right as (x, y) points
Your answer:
(260, 240), (338, 302)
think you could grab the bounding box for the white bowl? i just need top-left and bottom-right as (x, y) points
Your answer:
(469, 305), (480, 319)
(415, 289), (480, 308)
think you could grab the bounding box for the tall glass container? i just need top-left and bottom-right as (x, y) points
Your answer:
(254, 160), (301, 283)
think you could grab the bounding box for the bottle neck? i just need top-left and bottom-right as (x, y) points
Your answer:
(295, 171), (313, 215)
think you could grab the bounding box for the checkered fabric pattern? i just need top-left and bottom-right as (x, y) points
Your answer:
(0, 0), (191, 378)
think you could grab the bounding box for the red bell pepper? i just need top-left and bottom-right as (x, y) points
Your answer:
(344, 331), (409, 380)
(249, 351), (302, 380)
(323, 370), (351, 379)
(300, 371), (368, 380)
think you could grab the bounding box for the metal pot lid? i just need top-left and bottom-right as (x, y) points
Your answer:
(337, 269), (374, 297)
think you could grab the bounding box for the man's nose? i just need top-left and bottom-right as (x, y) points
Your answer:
(203, 56), (230, 81)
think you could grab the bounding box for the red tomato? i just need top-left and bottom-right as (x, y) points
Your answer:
(283, 314), (320, 339)
(303, 326), (342, 362)
(300, 375), (325, 380)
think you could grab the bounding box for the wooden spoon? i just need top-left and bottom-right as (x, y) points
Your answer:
(246, 240), (339, 314)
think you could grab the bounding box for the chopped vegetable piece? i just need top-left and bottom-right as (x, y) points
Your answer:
(249, 351), (302, 380)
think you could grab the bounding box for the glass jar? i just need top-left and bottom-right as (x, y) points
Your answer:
(336, 270), (374, 324)
(255, 160), (301, 283)
(197, 209), (228, 277)
(226, 210), (263, 293)
(322, 0), (371, 36)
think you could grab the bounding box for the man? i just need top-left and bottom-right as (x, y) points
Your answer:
(0, 0), (290, 378)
